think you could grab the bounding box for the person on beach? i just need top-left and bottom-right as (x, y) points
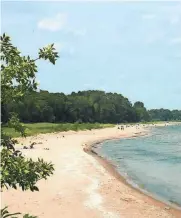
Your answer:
(82, 143), (89, 152)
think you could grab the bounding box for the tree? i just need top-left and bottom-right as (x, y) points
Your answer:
(3, 89), (155, 124)
(148, 109), (180, 121)
(133, 101), (150, 122)
(1, 33), (58, 105)
(0, 33), (58, 217)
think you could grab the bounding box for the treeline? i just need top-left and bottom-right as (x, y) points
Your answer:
(1, 90), (180, 124)
(149, 109), (181, 121)
(1, 90), (149, 123)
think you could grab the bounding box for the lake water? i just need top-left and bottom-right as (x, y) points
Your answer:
(95, 125), (181, 207)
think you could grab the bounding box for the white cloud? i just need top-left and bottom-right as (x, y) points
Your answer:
(170, 38), (181, 45)
(142, 14), (156, 20)
(37, 13), (86, 37)
(38, 13), (68, 31)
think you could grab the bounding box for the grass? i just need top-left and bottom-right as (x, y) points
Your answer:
(140, 120), (181, 124)
(140, 121), (164, 124)
(2, 123), (114, 138)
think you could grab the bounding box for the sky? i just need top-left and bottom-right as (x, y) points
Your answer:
(1, 1), (181, 109)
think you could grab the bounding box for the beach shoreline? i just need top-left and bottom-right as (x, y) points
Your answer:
(83, 123), (181, 218)
(86, 135), (181, 217)
(2, 123), (181, 218)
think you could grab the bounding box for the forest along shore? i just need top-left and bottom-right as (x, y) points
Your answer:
(2, 124), (181, 218)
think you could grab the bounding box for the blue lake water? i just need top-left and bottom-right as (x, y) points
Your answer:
(95, 125), (181, 207)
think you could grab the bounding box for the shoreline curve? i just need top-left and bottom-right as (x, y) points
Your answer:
(84, 129), (181, 218)
(3, 123), (181, 218)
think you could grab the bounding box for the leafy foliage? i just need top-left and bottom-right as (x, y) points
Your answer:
(38, 44), (58, 65)
(0, 33), (58, 217)
(1, 207), (37, 218)
(1, 33), (58, 104)
(0, 34), (151, 125)
(1, 207), (20, 218)
(8, 113), (27, 137)
(149, 109), (181, 121)
(1, 90), (152, 124)
(133, 101), (150, 122)
(1, 148), (54, 191)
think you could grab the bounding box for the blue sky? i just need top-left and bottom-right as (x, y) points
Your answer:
(1, 1), (181, 109)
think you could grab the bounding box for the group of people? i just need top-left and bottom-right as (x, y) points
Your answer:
(117, 123), (142, 130)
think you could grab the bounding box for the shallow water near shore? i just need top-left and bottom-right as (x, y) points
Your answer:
(95, 125), (181, 208)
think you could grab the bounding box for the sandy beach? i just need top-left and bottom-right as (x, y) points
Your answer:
(2, 124), (181, 218)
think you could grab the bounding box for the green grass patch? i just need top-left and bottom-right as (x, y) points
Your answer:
(2, 123), (114, 138)
(140, 121), (180, 124)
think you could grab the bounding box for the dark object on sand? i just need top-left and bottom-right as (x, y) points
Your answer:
(31, 142), (36, 145)
(118, 127), (120, 129)
(121, 126), (124, 130)
(30, 142), (36, 149)
(30, 144), (34, 149)
(23, 146), (28, 149)
(44, 148), (50, 150)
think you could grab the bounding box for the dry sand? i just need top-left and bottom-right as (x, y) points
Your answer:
(2, 124), (181, 218)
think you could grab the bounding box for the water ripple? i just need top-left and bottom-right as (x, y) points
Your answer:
(99, 125), (181, 207)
